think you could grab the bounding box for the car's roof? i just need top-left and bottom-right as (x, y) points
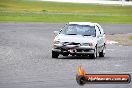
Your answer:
(69, 22), (98, 26)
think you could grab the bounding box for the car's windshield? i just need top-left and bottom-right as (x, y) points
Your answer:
(60, 24), (96, 37)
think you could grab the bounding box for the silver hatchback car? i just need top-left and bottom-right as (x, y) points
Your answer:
(52, 22), (106, 59)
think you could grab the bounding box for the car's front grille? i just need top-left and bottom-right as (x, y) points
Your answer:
(63, 42), (80, 45)
(76, 49), (90, 52)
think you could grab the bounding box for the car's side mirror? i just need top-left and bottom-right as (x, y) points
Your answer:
(54, 31), (59, 36)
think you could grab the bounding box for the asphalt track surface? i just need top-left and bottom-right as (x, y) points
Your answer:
(0, 23), (132, 88)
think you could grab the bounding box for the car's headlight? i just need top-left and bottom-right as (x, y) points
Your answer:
(54, 41), (61, 44)
(53, 41), (61, 48)
(81, 43), (93, 46)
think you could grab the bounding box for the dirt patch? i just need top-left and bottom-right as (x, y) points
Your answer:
(106, 33), (132, 46)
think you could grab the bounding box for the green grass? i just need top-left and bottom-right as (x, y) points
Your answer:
(0, 0), (132, 23)
(129, 36), (132, 40)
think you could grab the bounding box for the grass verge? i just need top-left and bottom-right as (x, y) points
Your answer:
(106, 34), (132, 46)
(0, 0), (132, 23)
(128, 36), (132, 40)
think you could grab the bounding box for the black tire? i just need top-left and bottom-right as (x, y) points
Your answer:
(89, 46), (97, 59)
(52, 51), (59, 58)
(99, 45), (106, 57)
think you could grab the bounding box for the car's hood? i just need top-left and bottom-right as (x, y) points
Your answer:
(55, 34), (96, 43)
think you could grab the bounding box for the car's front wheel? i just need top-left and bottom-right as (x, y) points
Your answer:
(52, 51), (59, 58)
(89, 47), (97, 59)
(99, 45), (106, 57)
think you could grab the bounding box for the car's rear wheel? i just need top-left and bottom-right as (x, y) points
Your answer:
(89, 46), (97, 59)
(52, 51), (59, 58)
(99, 45), (106, 57)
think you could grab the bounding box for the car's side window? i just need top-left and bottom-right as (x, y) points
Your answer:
(97, 24), (104, 35)
(95, 26), (100, 37)
(96, 25), (102, 35)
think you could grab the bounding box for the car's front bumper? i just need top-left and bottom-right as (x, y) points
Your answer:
(52, 44), (95, 55)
